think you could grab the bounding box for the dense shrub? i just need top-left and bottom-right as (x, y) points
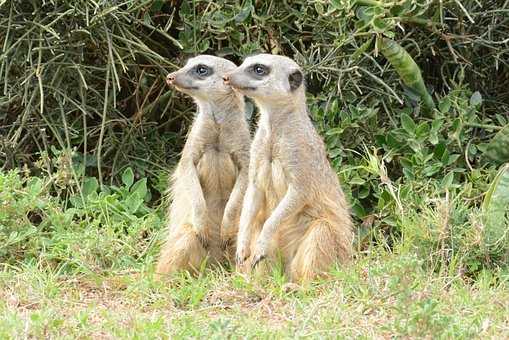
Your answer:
(0, 0), (508, 273)
(0, 168), (162, 270)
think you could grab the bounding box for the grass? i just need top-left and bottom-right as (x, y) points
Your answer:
(1, 252), (509, 338)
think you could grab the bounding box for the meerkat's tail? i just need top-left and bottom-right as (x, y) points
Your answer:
(289, 216), (353, 282)
(155, 224), (208, 278)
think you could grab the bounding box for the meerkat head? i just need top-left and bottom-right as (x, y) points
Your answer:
(223, 54), (304, 105)
(166, 55), (238, 102)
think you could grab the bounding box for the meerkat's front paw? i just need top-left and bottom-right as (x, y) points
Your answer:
(250, 241), (268, 269)
(235, 244), (250, 266)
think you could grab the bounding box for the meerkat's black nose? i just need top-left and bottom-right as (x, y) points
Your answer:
(222, 75), (230, 84)
(166, 73), (176, 86)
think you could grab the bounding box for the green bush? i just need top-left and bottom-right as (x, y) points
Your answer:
(0, 168), (163, 272)
(0, 0), (508, 275)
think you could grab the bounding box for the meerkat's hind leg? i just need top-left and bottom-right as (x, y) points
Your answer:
(155, 223), (208, 279)
(289, 218), (351, 282)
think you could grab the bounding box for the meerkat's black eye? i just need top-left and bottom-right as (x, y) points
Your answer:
(195, 64), (210, 77)
(253, 64), (267, 76)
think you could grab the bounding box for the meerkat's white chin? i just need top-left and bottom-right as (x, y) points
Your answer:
(231, 86), (257, 96)
(230, 87), (246, 95)
(174, 85), (198, 92)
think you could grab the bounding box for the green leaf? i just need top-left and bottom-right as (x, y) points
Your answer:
(350, 176), (366, 185)
(123, 179), (152, 214)
(372, 17), (389, 32)
(124, 195), (144, 214)
(326, 127), (344, 136)
(330, 0), (343, 10)
(415, 122), (430, 138)
(379, 38), (435, 111)
(441, 172), (454, 188)
(358, 185), (370, 199)
(423, 163), (442, 177)
(82, 177), (98, 197)
(469, 91), (483, 107)
(401, 113), (416, 134)
(351, 203), (366, 218)
(150, 0), (164, 12)
(197, 39), (210, 53)
(483, 124), (509, 163)
(234, 0), (253, 23)
(482, 164), (509, 247)
(429, 131), (439, 145)
(438, 97), (451, 113)
(356, 6), (374, 22)
(447, 154), (460, 166)
(400, 157), (413, 168)
(328, 148), (342, 158)
(69, 196), (83, 208)
(130, 178), (148, 199)
(122, 167), (134, 189)
(27, 177), (43, 197)
(440, 149), (450, 165)
(351, 37), (373, 60)
(383, 30), (395, 39)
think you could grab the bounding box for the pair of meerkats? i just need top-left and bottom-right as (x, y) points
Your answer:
(156, 54), (353, 282)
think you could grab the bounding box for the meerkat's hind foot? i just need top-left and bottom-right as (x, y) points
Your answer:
(236, 252), (284, 284)
(220, 235), (237, 268)
(234, 254), (270, 278)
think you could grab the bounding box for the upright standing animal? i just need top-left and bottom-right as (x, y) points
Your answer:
(223, 54), (353, 282)
(156, 55), (250, 277)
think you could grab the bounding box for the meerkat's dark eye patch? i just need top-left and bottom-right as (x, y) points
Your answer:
(248, 64), (270, 78)
(191, 64), (213, 78)
(288, 70), (303, 91)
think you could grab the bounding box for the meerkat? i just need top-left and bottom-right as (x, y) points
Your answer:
(155, 55), (250, 277)
(223, 54), (353, 282)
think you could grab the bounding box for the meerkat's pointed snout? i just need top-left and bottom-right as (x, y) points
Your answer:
(166, 72), (176, 86)
(222, 75), (230, 85)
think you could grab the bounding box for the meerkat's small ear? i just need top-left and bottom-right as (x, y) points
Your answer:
(288, 70), (303, 91)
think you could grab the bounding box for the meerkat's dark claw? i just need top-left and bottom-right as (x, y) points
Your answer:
(196, 233), (209, 250)
(251, 254), (267, 269)
(236, 253), (249, 266)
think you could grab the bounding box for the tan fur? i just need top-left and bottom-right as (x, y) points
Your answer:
(226, 54), (353, 282)
(156, 55), (250, 277)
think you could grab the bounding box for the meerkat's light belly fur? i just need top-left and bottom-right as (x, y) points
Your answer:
(197, 148), (237, 224)
(257, 158), (288, 206)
